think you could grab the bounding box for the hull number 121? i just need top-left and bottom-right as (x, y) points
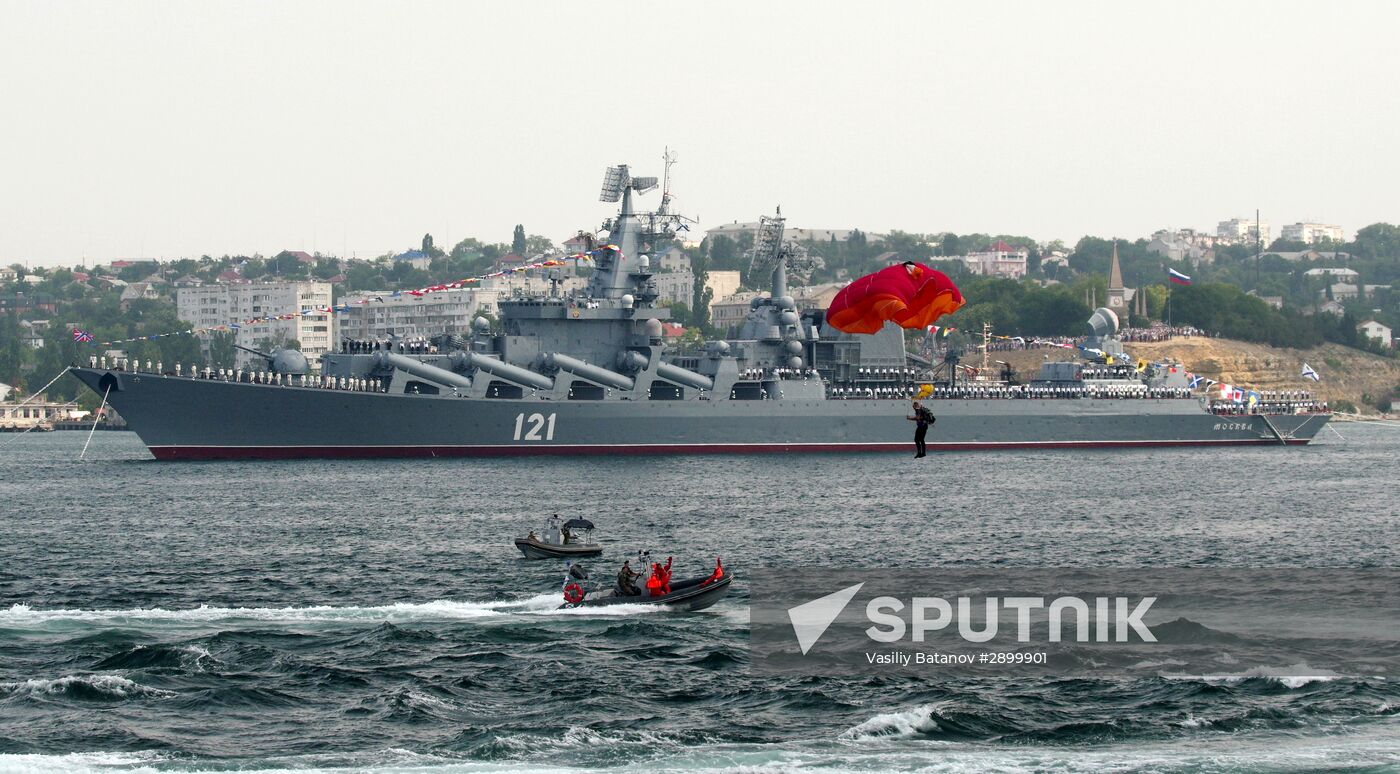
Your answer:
(513, 412), (557, 441)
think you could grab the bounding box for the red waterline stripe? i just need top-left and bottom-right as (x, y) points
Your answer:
(147, 438), (1309, 460)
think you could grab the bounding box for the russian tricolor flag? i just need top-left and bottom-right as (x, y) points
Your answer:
(1168, 268), (1192, 286)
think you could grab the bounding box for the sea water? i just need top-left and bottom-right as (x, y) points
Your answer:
(1, 428), (1397, 772)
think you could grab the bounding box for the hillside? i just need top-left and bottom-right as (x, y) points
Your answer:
(996, 337), (1400, 416)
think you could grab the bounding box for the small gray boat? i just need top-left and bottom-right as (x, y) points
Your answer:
(559, 557), (731, 611)
(514, 516), (603, 560)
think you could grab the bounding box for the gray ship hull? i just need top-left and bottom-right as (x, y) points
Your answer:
(72, 369), (1329, 460)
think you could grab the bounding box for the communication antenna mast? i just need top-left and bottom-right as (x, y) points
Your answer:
(659, 147), (678, 215)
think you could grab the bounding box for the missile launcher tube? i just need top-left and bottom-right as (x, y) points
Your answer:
(465, 352), (555, 391)
(371, 351), (474, 390)
(656, 362), (714, 391)
(545, 353), (635, 390)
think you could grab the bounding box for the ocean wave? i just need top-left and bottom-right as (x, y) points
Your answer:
(1, 594), (662, 631)
(0, 673), (174, 701)
(839, 704), (943, 740)
(1162, 664), (1347, 688)
(93, 643), (218, 672)
(10, 731), (1400, 773)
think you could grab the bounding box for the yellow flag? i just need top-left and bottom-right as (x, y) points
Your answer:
(1136, 358), (1148, 372)
(915, 383), (934, 399)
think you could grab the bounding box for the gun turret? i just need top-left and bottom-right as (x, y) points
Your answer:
(235, 344), (310, 375)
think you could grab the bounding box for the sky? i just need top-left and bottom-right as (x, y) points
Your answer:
(2, 0), (1397, 267)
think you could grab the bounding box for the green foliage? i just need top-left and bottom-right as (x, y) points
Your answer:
(0, 312), (25, 387)
(208, 331), (236, 369)
(511, 225), (526, 255)
(664, 302), (691, 327)
(1169, 283), (1333, 348)
(524, 234), (555, 256)
(266, 251), (310, 279)
(117, 261), (159, 282)
(1332, 399), (1357, 414)
(1353, 223), (1400, 260)
(940, 277), (1089, 336)
(690, 249), (714, 334)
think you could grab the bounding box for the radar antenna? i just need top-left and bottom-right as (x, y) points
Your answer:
(746, 208), (823, 293)
(599, 166), (628, 203)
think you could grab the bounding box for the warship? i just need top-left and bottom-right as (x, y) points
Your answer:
(70, 162), (1329, 459)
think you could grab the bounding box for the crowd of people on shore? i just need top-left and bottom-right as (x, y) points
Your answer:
(1118, 325), (1206, 342)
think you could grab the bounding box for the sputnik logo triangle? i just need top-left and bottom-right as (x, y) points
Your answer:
(787, 582), (865, 655)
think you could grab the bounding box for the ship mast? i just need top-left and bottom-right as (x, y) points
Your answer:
(981, 321), (992, 376)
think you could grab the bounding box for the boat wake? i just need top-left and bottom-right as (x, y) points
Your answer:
(1, 595), (663, 633)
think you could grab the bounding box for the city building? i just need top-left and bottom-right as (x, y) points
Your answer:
(1304, 267), (1359, 280)
(703, 270), (742, 312)
(709, 283), (847, 336)
(1358, 320), (1393, 347)
(0, 292), (57, 315)
(119, 282), (162, 310)
(961, 241), (1028, 278)
(1217, 217), (1271, 245)
(19, 319), (48, 349)
(1328, 283), (1359, 301)
(653, 246), (692, 274)
(1263, 250), (1352, 263)
(339, 287), (502, 342)
(705, 222), (875, 245)
(393, 249), (433, 271)
(178, 281), (335, 370)
(1281, 222), (1345, 244)
(709, 291), (766, 334)
(0, 394), (80, 431)
(1146, 229), (1216, 264)
(652, 270), (695, 307)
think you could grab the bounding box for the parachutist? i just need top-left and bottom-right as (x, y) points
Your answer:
(907, 400), (935, 458)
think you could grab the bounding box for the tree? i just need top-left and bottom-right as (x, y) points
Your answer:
(207, 331), (236, 368)
(267, 251), (309, 278)
(524, 234), (555, 256)
(0, 313), (25, 387)
(665, 301), (691, 327)
(691, 251), (713, 333)
(511, 225), (526, 255)
(1353, 223), (1400, 260)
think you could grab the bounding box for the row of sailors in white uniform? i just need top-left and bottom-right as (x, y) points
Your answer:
(93, 357), (383, 391)
(737, 367), (821, 381)
(826, 384), (1196, 400)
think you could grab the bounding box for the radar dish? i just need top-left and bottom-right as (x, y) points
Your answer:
(1087, 307), (1119, 338)
(599, 166), (629, 203)
(630, 176), (659, 194)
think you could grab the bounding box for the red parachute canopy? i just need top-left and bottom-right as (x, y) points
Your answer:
(825, 262), (965, 335)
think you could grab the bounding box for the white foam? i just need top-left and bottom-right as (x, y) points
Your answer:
(7, 731), (1400, 774)
(1162, 664), (1346, 688)
(0, 593), (663, 630)
(0, 674), (174, 699)
(839, 703), (942, 740)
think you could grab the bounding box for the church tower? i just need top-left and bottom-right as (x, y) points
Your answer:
(1107, 242), (1127, 310)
